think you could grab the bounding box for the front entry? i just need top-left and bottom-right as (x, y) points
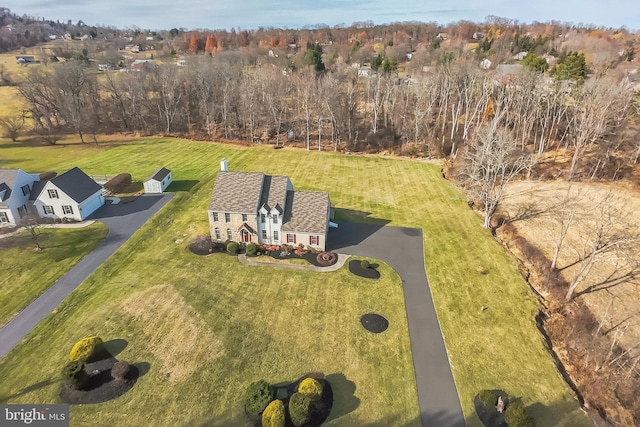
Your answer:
(241, 230), (251, 243)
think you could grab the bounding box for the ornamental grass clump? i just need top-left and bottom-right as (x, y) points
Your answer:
(61, 360), (88, 390)
(504, 402), (535, 427)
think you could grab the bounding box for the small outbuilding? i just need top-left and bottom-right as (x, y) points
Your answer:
(144, 168), (172, 193)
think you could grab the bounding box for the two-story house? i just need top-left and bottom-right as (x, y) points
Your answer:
(208, 160), (332, 251)
(0, 169), (40, 226)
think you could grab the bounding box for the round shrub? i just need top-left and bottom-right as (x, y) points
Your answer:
(61, 360), (88, 390)
(297, 378), (323, 401)
(289, 392), (313, 427)
(478, 389), (499, 406)
(246, 242), (258, 256)
(245, 380), (275, 415)
(69, 336), (104, 362)
(261, 399), (285, 427)
(360, 260), (370, 269)
(504, 402), (535, 427)
(226, 241), (239, 255)
(111, 361), (131, 380)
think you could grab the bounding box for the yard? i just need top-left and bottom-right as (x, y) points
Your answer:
(0, 137), (591, 426)
(0, 223), (108, 328)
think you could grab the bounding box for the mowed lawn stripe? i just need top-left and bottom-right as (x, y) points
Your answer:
(0, 138), (589, 426)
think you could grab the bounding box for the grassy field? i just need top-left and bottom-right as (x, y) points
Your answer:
(0, 223), (108, 328)
(0, 137), (592, 426)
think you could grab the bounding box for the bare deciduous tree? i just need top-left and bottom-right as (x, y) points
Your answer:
(464, 125), (536, 228)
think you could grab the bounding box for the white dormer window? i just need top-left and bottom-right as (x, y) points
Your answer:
(272, 214), (278, 224)
(48, 189), (59, 199)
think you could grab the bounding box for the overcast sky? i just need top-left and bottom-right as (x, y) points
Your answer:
(3, 0), (639, 31)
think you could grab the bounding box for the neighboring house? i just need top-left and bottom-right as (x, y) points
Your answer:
(495, 64), (524, 85)
(15, 56), (37, 64)
(436, 32), (449, 40)
(480, 58), (492, 70)
(33, 167), (104, 221)
(144, 168), (172, 193)
(208, 159), (332, 251)
(472, 32), (486, 40)
(0, 169), (40, 226)
(513, 51), (528, 61)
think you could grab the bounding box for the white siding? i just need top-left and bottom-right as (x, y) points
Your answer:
(0, 169), (39, 226)
(34, 182), (104, 221)
(144, 172), (172, 194)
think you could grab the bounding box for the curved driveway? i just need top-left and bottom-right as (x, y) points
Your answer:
(0, 194), (173, 360)
(329, 222), (465, 427)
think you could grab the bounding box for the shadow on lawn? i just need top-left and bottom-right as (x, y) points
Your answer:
(333, 208), (390, 226)
(103, 339), (128, 357)
(324, 373), (360, 422)
(0, 377), (61, 403)
(167, 180), (200, 192)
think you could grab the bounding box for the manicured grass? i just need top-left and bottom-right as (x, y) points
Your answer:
(0, 137), (591, 426)
(0, 223), (108, 328)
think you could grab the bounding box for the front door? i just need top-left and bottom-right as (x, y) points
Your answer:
(242, 230), (250, 243)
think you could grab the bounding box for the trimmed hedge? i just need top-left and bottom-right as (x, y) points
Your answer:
(111, 361), (130, 380)
(226, 241), (239, 255)
(245, 380), (275, 415)
(478, 389), (500, 406)
(297, 378), (323, 401)
(69, 336), (104, 362)
(289, 392), (313, 427)
(104, 173), (132, 193)
(504, 402), (535, 427)
(61, 360), (88, 390)
(246, 242), (258, 256)
(261, 399), (285, 427)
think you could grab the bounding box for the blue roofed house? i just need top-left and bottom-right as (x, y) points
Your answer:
(0, 169), (40, 227)
(32, 167), (105, 221)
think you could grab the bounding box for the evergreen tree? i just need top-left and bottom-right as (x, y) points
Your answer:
(303, 42), (325, 73)
(522, 52), (548, 72)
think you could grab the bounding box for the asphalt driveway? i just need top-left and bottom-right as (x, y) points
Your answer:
(329, 222), (465, 427)
(0, 194), (173, 360)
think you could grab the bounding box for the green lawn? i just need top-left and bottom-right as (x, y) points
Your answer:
(0, 223), (108, 328)
(0, 137), (591, 426)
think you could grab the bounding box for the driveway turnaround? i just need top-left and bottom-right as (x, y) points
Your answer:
(329, 222), (466, 427)
(0, 194), (173, 360)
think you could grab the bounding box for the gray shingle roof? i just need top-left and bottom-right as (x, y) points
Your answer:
(259, 175), (290, 214)
(209, 171), (265, 214)
(49, 167), (102, 203)
(148, 167), (171, 182)
(0, 169), (19, 206)
(281, 191), (329, 234)
(29, 181), (46, 201)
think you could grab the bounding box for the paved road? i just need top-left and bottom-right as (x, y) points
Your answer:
(329, 222), (466, 427)
(0, 194), (173, 360)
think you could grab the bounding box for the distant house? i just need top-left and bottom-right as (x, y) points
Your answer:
(125, 44), (140, 53)
(177, 58), (187, 67)
(495, 64), (524, 85)
(33, 167), (104, 221)
(146, 36), (154, 41)
(15, 56), (37, 65)
(436, 32), (449, 41)
(144, 168), (172, 194)
(480, 58), (492, 70)
(130, 59), (156, 72)
(358, 67), (372, 77)
(208, 159), (332, 251)
(472, 32), (486, 40)
(0, 169), (40, 227)
(513, 51), (528, 61)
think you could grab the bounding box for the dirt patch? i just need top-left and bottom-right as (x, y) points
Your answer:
(121, 284), (224, 383)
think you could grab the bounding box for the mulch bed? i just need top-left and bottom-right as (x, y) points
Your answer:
(360, 313), (389, 333)
(59, 353), (139, 405)
(187, 236), (226, 256)
(245, 375), (333, 427)
(267, 250), (338, 268)
(473, 394), (507, 427)
(348, 260), (381, 279)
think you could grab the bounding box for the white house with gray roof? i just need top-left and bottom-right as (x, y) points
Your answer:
(33, 167), (104, 221)
(208, 161), (332, 251)
(0, 168), (40, 226)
